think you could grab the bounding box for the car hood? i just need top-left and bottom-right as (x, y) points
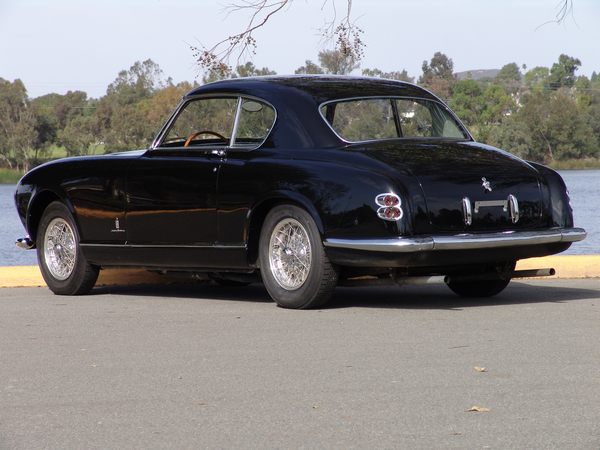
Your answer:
(365, 139), (543, 232)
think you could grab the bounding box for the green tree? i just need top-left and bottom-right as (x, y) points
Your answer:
(0, 78), (37, 171)
(361, 68), (414, 83)
(30, 94), (61, 160)
(488, 118), (534, 160)
(235, 62), (277, 78)
(318, 49), (360, 75)
(106, 59), (171, 106)
(517, 90), (597, 162)
(583, 104), (600, 152)
(547, 54), (581, 90)
(57, 115), (99, 156)
(524, 66), (550, 89)
(573, 76), (593, 110)
(481, 85), (514, 127)
(493, 63), (522, 95)
(103, 104), (155, 153)
(295, 60), (325, 75)
(418, 52), (457, 100)
(137, 84), (187, 130)
(450, 79), (484, 126)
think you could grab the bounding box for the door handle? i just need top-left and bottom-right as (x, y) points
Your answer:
(211, 149), (227, 158)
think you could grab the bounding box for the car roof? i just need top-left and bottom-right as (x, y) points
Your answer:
(185, 75), (439, 104)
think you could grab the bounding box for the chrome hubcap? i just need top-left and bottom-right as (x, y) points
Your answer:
(44, 218), (76, 280)
(268, 218), (311, 290)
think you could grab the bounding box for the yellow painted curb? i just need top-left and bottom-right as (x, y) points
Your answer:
(1, 255), (599, 288)
(0, 266), (183, 288)
(515, 255), (600, 279)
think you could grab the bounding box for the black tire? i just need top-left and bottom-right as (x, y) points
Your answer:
(36, 201), (99, 295)
(447, 279), (511, 298)
(447, 262), (515, 298)
(213, 279), (252, 287)
(259, 205), (339, 309)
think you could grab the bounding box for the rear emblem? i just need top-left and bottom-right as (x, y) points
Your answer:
(481, 177), (492, 192)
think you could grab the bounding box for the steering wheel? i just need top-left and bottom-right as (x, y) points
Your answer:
(184, 131), (230, 147)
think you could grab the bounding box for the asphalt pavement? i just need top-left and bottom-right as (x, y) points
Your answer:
(2, 279), (599, 449)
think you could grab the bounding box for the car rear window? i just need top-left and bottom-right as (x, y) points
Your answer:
(321, 98), (468, 142)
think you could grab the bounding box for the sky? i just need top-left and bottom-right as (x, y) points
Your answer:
(1, 0), (599, 100)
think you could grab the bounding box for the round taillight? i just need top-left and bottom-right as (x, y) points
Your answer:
(383, 195), (399, 206)
(375, 193), (403, 221)
(384, 207), (401, 219)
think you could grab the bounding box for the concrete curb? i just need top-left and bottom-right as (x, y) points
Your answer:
(1, 255), (600, 288)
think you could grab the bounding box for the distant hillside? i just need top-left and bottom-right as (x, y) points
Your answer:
(455, 69), (500, 80)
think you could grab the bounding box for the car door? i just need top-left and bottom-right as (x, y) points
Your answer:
(124, 97), (237, 266)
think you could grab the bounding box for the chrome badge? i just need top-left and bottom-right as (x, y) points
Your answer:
(111, 217), (126, 233)
(481, 177), (492, 192)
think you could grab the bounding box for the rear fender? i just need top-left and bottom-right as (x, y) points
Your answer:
(528, 162), (574, 228)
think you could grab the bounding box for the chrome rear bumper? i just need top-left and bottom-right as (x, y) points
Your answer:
(323, 227), (587, 253)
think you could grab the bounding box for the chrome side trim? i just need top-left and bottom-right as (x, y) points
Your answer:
(79, 243), (247, 249)
(323, 228), (587, 253)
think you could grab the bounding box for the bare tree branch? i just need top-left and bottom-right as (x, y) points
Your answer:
(191, 0), (364, 79)
(556, 0), (574, 23)
(536, 0), (577, 30)
(191, 0), (290, 78)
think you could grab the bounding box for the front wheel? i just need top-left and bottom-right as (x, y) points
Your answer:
(259, 205), (339, 309)
(36, 201), (99, 295)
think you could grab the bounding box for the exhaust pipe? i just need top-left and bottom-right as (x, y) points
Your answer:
(445, 268), (555, 284)
(340, 268), (556, 288)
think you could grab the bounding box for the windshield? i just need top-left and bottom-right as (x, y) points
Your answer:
(321, 97), (469, 142)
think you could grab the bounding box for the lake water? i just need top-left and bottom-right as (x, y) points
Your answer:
(1, 169), (598, 267)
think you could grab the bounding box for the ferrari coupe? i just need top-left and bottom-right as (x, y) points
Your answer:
(15, 76), (586, 308)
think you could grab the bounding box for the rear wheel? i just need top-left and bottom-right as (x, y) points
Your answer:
(213, 279), (252, 287)
(447, 279), (511, 298)
(36, 201), (99, 295)
(259, 205), (338, 309)
(447, 262), (515, 298)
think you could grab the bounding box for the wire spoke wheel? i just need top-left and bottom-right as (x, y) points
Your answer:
(268, 218), (312, 290)
(37, 201), (99, 295)
(259, 205), (339, 309)
(44, 218), (77, 280)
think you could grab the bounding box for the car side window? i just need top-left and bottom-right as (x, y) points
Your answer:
(232, 99), (276, 147)
(160, 98), (238, 147)
(159, 97), (275, 149)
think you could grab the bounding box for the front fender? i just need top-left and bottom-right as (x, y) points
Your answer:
(15, 170), (72, 245)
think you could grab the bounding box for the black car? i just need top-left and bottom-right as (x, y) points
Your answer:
(15, 76), (586, 308)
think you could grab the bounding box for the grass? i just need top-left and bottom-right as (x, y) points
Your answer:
(0, 168), (25, 184)
(1, 144), (110, 184)
(546, 159), (600, 170)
